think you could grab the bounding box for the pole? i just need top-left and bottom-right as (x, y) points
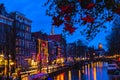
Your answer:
(7, 53), (9, 79)
(6, 27), (10, 79)
(40, 41), (42, 73)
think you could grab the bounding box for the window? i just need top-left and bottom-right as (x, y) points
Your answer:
(16, 48), (19, 54)
(0, 18), (3, 23)
(16, 22), (20, 28)
(26, 26), (29, 31)
(16, 39), (19, 45)
(19, 48), (21, 54)
(21, 40), (24, 46)
(16, 32), (20, 36)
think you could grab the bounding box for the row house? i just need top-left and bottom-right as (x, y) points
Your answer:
(95, 43), (105, 57)
(66, 43), (76, 58)
(29, 35), (36, 66)
(10, 11), (32, 68)
(0, 3), (67, 74)
(0, 3), (14, 75)
(32, 31), (48, 69)
(48, 34), (66, 65)
(0, 4), (37, 74)
(31, 32), (67, 66)
(67, 42), (89, 62)
(0, 3), (33, 69)
(0, 4), (13, 55)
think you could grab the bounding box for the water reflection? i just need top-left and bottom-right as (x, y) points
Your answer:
(78, 70), (81, 80)
(93, 67), (96, 80)
(53, 73), (65, 80)
(48, 62), (120, 80)
(68, 71), (71, 80)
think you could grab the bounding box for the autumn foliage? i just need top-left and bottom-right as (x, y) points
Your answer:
(44, 0), (120, 40)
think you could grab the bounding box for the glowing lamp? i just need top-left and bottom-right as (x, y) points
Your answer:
(42, 42), (46, 47)
(98, 43), (102, 49)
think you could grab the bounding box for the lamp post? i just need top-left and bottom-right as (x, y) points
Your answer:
(5, 25), (12, 79)
(41, 42), (46, 72)
(6, 31), (10, 79)
(0, 53), (4, 74)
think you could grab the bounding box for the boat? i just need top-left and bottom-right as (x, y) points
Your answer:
(31, 73), (48, 80)
(107, 63), (120, 75)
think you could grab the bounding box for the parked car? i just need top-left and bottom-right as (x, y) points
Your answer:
(108, 64), (118, 70)
(107, 63), (120, 75)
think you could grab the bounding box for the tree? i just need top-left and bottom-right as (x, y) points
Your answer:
(43, 0), (120, 40)
(107, 15), (120, 55)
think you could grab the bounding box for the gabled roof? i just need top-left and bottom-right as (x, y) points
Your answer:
(32, 32), (40, 38)
(32, 32), (48, 40)
(48, 34), (62, 42)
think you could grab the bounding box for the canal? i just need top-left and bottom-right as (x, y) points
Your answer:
(47, 62), (120, 80)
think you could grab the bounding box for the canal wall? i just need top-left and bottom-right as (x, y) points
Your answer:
(45, 63), (78, 79)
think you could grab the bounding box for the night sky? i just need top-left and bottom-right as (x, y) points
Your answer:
(0, 0), (112, 50)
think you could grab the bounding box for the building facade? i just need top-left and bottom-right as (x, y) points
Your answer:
(0, 3), (14, 75)
(10, 11), (32, 68)
(95, 43), (105, 57)
(0, 4), (13, 54)
(48, 34), (66, 65)
(32, 31), (49, 71)
(66, 43), (76, 58)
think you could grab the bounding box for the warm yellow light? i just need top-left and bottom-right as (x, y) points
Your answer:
(52, 60), (56, 64)
(98, 43), (102, 49)
(5, 60), (7, 65)
(61, 58), (64, 63)
(68, 71), (71, 80)
(31, 60), (37, 66)
(10, 62), (14, 65)
(78, 70), (81, 80)
(0, 59), (2, 62)
(60, 73), (64, 80)
(0, 54), (4, 57)
(93, 68), (96, 80)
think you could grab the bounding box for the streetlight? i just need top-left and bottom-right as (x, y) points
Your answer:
(5, 29), (10, 79)
(5, 25), (13, 79)
(0, 53), (5, 74)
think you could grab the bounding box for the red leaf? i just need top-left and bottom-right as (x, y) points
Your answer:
(87, 15), (95, 22)
(78, 0), (82, 2)
(81, 15), (95, 23)
(52, 16), (63, 26)
(106, 16), (113, 21)
(60, 5), (75, 14)
(60, 5), (69, 13)
(52, 16), (59, 21)
(64, 15), (71, 22)
(114, 8), (120, 15)
(81, 17), (87, 21)
(85, 3), (95, 9)
(64, 23), (72, 30)
(64, 23), (76, 34)
(69, 27), (77, 34)
(64, 23), (72, 28)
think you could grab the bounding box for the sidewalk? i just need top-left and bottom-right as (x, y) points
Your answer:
(21, 73), (48, 80)
(12, 64), (65, 80)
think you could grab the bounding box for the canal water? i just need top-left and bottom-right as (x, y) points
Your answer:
(47, 62), (120, 80)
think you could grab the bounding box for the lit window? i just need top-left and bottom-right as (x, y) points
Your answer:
(16, 48), (19, 54)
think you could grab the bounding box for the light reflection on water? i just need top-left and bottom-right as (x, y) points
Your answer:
(68, 71), (71, 80)
(48, 62), (120, 80)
